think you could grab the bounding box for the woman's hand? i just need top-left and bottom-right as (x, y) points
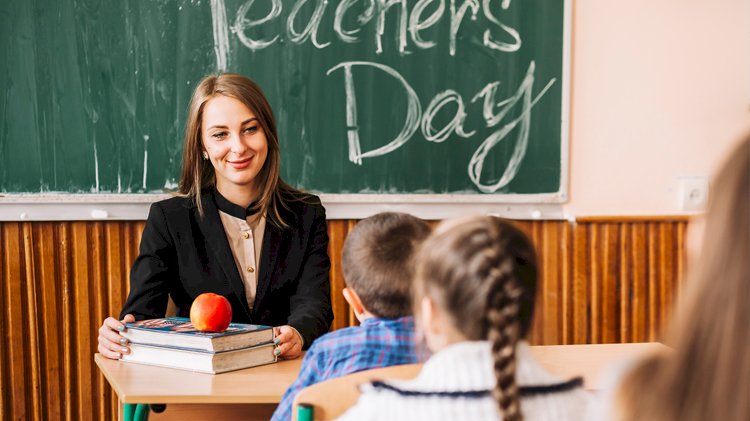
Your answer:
(273, 325), (304, 359)
(97, 314), (135, 359)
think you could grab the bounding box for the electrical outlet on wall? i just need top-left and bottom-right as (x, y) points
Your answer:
(678, 177), (709, 212)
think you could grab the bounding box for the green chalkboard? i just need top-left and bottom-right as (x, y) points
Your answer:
(1, 0), (568, 199)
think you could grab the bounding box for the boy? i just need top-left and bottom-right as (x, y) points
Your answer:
(270, 212), (431, 420)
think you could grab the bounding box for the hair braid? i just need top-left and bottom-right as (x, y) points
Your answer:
(415, 216), (538, 421)
(485, 254), (524, 421)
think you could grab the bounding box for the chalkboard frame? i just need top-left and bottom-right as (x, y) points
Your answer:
(0, 0), (572, 220)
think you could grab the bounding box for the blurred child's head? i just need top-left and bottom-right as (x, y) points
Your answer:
(342, 212), (431, 321)
(616, 135), (750, 421)
(413, 215), (538, 421)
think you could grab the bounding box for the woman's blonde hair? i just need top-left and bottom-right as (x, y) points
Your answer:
(616, 136), (750, 421)
(414, 216), (538, 421)
(179, 73), (308, 227)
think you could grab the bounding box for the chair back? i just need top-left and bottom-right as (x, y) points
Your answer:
(292, 363), (423, 420)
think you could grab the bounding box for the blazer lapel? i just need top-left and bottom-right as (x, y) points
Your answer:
(195, 194), (253, 321)
(253, 220), (282, 315)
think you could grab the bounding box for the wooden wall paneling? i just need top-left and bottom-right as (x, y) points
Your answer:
(90, 222), (108, 420)
(346, 220), (359, 329)
(600, 223), (619, 344)
(519, 220), (572, 345)
(0, 224), (5, 418)
(59, 222), (77, 421)
(540, 221), (562, 345)
(682, 221), (688, 297)
(104, 221), (148, 421)
(327, 220), (349, 332)
(104, 223), (124, 421)
(658, 223), (677, 337)
(589, 223), (602, 344)
(0, 217), (690, 420)
(554, 221), (567, 344)
(646, 223), (659, 342)
(516, 221), (539, 345)
(656, 222), (680, 340)
(0, 224), (9, 419)
(572, 221), (590, 344)
(4, 223), (29, 420)
(51, 222), (68, 420)
(22, 223), (42, 419)
(618, 223), (632, 343)
(514, 222), (536, 343)
(106, 223), (125, 314)
(630, 223), (648, 343)
(560, 221), (574, 345)
(18, 224), (36, 419)
(72, 222), (94, 420)
(516, 221), (542, 345)
(36, 223), (62, 420)
(676, 221), (688, 305)
(326, 220), (341, 331)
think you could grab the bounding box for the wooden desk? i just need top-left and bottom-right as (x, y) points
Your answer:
(294, 342), (669, 420)
(98, 343), (668, 420)
(529, 342), (668, 390)
(95, 354), (303, 421)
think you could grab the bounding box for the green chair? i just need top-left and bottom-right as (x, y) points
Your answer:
(123, 403), (166, 421)
(296, 403), (313, 421)
(122, 403), (149, 421)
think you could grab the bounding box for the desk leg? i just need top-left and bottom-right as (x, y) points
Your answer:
(123, 403), (135, 421)
(122, 403), (150, 421)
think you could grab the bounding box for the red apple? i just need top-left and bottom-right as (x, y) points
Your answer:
(190, 293), (232, 332)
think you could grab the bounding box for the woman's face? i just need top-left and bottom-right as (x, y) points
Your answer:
(201, 94), (268, 194)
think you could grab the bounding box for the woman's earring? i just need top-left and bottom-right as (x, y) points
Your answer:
(202, 151), (208, 160)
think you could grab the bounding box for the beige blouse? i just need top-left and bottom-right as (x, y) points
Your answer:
(212, 189), (304, 346)
(217, 211), (266, 310)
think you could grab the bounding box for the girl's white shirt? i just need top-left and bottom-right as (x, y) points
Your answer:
(336, 340), (594, 421)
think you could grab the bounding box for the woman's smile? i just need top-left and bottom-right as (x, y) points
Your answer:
(228, 156), (253, 170)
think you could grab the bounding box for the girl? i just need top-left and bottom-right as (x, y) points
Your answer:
(338, 216), (591, 420)
(612, 136), (750, 421)
(97, 73), (333, 360)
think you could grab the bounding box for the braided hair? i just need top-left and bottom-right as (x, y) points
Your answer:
(414, 216), (538, 421)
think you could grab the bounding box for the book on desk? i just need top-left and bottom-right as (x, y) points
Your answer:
(121, 317), (277, 374)
(122, 317), (274, 352)
(123, 342), (277, 374)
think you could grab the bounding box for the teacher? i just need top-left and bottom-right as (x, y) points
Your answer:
(97, 73), (333, 360)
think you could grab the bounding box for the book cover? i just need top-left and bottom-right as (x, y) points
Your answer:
(122, 317), (274, 353)
(122, 342), (278, 374)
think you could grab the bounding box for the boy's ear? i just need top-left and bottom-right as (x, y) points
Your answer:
(343, 288), (366, 315)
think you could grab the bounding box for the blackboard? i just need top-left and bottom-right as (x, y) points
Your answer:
(1, 0), (569, 201)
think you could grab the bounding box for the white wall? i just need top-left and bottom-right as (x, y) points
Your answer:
(566, 0), (750, 216)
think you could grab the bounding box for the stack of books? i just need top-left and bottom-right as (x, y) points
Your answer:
(120, 317), (276, 374)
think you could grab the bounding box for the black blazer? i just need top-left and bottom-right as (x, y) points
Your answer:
(120, 190), (333, 347)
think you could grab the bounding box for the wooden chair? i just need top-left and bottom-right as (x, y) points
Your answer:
(292, 363), (423, 421)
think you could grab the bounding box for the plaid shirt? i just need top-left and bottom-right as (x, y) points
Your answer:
(271, 316), (418, 421)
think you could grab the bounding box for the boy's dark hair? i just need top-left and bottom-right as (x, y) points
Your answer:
(342, 212), (431, 319)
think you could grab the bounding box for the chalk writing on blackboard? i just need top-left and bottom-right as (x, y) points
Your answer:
(221, 0), (523, 56)
(327, 61), (555, 193)
(209, 0), (561, 194)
